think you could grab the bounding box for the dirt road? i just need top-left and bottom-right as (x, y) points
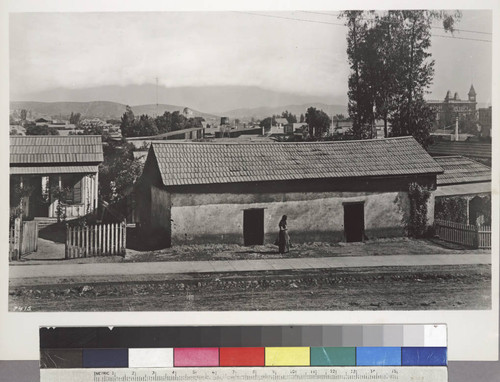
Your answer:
(9, 264), (490, 311)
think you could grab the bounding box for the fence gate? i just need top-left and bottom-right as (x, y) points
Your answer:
(66, 221), (126, 259)
(9, 218), (39, 261)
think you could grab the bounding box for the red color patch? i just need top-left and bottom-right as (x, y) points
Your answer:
(219, 347), (265, 367)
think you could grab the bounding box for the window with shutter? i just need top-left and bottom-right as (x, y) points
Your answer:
(62, 175), (83, 205)
(73, 177), (82, 204)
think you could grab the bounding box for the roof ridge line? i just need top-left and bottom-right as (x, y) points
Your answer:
(150, 136), (416, 145)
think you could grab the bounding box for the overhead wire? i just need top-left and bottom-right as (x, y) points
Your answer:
(237, 12), (492, 43)
(299, 10), (492, 36)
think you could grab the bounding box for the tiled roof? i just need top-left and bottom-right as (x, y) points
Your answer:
(10, 136), (103, 165)
(149, 136), (443, 187)
(434, 156), (491, 186)
(10, 165), (99, 175)
(428, 140), (491, 159)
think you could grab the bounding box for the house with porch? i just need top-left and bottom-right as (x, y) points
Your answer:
(10, 136), (103, 221)
(137, 137), (443, 247)
(433, 156), (491, 226)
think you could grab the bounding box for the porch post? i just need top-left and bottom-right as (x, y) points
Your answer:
(466, 197), (470, 225)
(94, 171), (99, 211)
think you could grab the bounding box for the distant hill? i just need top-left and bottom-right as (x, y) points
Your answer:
(10, 101), (219, 121)
(12, 84), (340, 115)
(223, 103), (348, 121)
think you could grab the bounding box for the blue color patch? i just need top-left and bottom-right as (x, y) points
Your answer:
(402, 347), (447, 366)
(356, 347), (401, 366)
(82, 349), (128, 368)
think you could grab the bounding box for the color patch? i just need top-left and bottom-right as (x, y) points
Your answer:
(128, 348), (173, 367)
(341, 326), (363, 346)
(424, 325), (447, 346)
(403, 325), (425, 346)
(382, 325), (404, 346)
(356, 347), (402, 366)
(363, 326), (384, 346)
(40, 349), (83, 369)
(174, 348), (219, 367)
(82, 349), (128, 368)
(219, 347), (265, 366)
(310, 347), (356, 366)
(402, 347), (447, 366)
(265, 347), (310, 366)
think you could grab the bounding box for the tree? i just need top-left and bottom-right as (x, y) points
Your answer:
(99, 139), (144, 203)
(341, 10), (461, 146)
(299, 114), (305, 123)
(69, 112), (81, 125)
(120, 105), (136, 137)
(281, 111), (297, 124)
(26, 124), (59, 135)
(259, 117), (273, 132)
(154, 111), (172, 134)
(20, 109), (27, 121)
(79, 119), (106, 135)
(341, 11), (374, 139)
(136, 115), (159, 136)
(305, 107), (331, 140)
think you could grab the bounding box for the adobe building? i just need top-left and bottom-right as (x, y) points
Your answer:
(428, 85), (477, 129)
(137, 137), (443, 247)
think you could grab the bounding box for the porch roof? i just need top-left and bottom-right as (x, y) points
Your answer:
(10, 136), (103, 165)
(435, 182), (491, 197)
(10, 165), (99, 175)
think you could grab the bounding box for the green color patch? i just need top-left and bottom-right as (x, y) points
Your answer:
(310, 347), (356, 366)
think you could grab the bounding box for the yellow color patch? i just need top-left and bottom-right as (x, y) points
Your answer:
(265, 347), (310, 366)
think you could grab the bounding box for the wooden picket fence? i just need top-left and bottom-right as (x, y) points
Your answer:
(9, 218), (39, 261)
(434, 219), (491, 249)
(66, 221), (126, 258)
(478, 225), (492, 249)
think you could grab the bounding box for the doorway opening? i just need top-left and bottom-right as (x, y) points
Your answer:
(243, 209), (264, 246)
(343, 202), (365, 242)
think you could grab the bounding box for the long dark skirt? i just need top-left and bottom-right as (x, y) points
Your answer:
(278, 230), (290, 253)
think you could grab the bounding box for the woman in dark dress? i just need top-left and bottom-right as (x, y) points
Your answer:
(278, 215), (290, 254)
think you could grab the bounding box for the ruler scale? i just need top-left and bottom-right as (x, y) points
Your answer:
(41, 367), (447, 382)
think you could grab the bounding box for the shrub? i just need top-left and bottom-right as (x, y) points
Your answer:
(408, 182), (431, 238)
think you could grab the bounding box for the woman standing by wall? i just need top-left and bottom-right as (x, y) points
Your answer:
(277, 215), (290, 254)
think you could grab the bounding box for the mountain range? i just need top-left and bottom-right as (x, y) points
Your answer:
(10, 101), (219, 122)
(10, 100), (347, 123)
(12, 84), (342, 115)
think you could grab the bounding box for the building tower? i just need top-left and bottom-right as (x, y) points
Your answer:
(468, 84), (476, 102)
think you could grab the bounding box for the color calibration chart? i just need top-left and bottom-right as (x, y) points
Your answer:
(40, 325), (448, 382)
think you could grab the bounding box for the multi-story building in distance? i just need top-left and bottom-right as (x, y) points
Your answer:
(427, 85), (477, 129)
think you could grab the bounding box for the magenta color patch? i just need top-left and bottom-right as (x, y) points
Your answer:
(174, 348), (219, 367)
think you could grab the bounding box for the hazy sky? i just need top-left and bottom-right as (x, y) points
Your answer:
(10, 10), (492, 105)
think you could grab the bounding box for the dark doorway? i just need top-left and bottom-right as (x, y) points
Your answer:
(344, 202), (364, 242)
(243, 209), (264, 246)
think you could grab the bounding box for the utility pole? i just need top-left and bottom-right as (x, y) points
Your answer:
(155, 77), (159, 117)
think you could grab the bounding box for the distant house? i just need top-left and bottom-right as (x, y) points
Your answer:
(434, 156), (491, 226)
(269, 118), (290, 134)
(35, 118), (51, 126)
(137, 137), (442, 247)
(126, 127), (205, 147)
(10, 136), (104, 220)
